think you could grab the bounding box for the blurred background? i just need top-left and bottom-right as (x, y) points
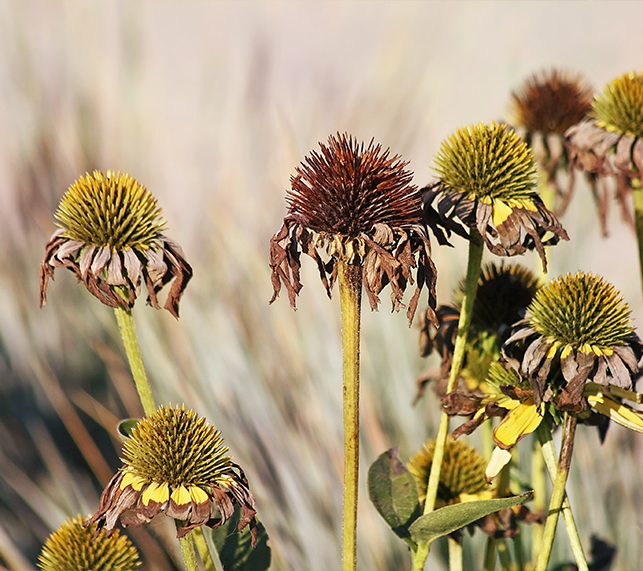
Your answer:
(1, 1), (643, 569)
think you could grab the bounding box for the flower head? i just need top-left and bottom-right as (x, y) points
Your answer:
(38, 514), (139, 571)
(40, 170), (192, 318)
(86, 405), (257, 542)
(407, 437), (489, 506)
(510, 69), (594, 215)
(423, 122), (568, 271)
(566, 72), (643, 235)
(511, 69), (593, 136)
(269, 133), (438, 324)
(505, 272), (643, 410)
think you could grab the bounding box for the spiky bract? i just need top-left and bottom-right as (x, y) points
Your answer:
(38, 515), (139, 571)
(123, 405), (232, 487)
(529, 273), (633, 352)
(434, 122), (538, 202)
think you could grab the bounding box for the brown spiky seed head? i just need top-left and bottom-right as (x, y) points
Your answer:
(511, 69), (593, 134)
(287, 133), (420, 237)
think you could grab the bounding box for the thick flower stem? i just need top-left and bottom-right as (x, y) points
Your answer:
(338, 259), (362, 571)
(179, 533), (199, 571)
(536, 422), (587, 571)
(535, 413), (579, 571)
(411, 233), (484, 571)
(114, 306), (156, 416)
(632, 178), (643, 298)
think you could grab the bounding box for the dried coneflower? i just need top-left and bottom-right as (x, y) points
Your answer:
(566, 71), (643, 237)
(38, 514), (140, 571)
(423, 122), (568, 271)
(510, 69), (594, 215)
(502, 272), (643, 571)
(269, 133), (438, 571)
(40, 170), (192, 317)
(86, 405), (257, 543)
(505, 272), (643, 410)
(270, 132), (437, 323)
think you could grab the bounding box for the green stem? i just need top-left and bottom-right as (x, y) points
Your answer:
(424, 234), (484, 514)
(531, 436), (545, 564)
(179, 533), (199, 571)
(114, 306), (156, 416)
(632, 178), (643, 299)
(447, 536), (463, 571)
(338, 260), (362, 571)
(535, 413), (578, 571)
(482, 538), (496, 571)
(192, 527), (220, 571)
(536, 422), (588, 571)
(411, 233), (484, 571)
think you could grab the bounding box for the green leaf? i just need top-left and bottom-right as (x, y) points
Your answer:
(368, 448), (422, 543)
(409, 491), (533, 545)
(211, 507), (271, 571)
(117, 418), (140, 437)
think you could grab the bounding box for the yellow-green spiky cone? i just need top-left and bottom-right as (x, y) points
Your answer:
(408, 437), (488, 504)
(528, 272), (633, 352)
(433, 122), (538, 202)
(123, 405), (234, 488)
(592, 72), (643, 139)
(38, 515), (139, 571)
(55, 170), (166, 251)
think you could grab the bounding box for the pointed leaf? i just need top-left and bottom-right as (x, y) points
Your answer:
(211, 507), (271, 571)
(368, 448), (421, 541)
(409, 491), (533, 545)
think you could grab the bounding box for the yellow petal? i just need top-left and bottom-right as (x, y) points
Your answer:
(120, 471), (148, 491)
(485, 447), (512, 480)
(492, 200), (514, 227)
(493, 399), (543, 448)
(142, 481), (170, 506)
(189, 486), (210, 504)
(170, 484), (192, 506)
(560, 345), (573, 359)
(586, 392), (643, 433)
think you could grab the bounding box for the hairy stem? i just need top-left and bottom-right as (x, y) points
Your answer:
(114, 307), (156, 416)
(338, 260), (362, 571)
(535, 413), (578, 571)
